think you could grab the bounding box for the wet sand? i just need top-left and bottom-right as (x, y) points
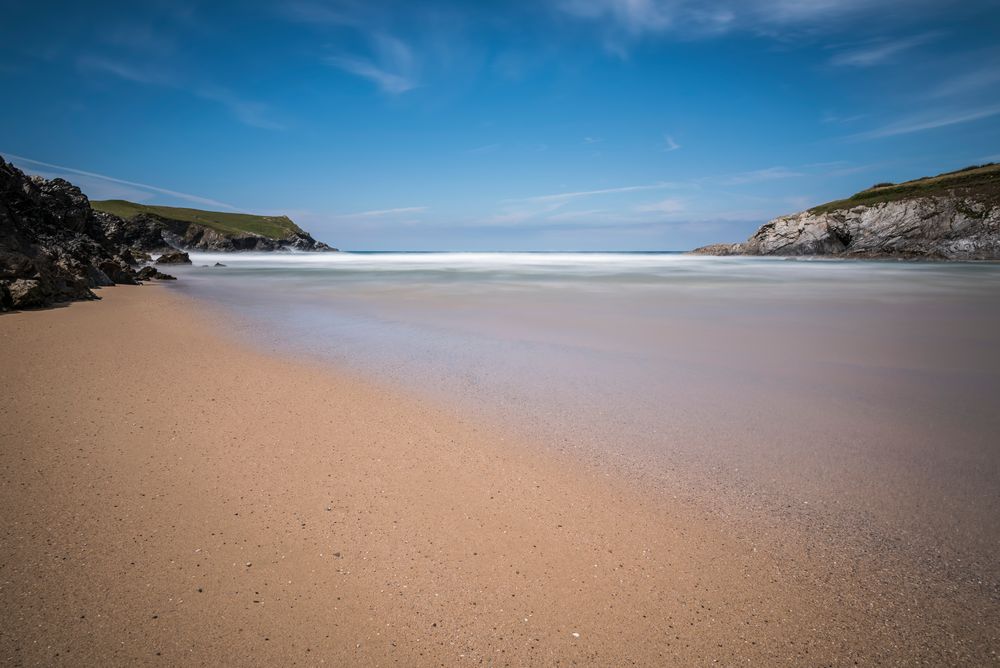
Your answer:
(1, 285), (997, 665)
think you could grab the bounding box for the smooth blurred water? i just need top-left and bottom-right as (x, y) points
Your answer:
(169, 251), (1000, 572)
(174, 250), (1000, 300)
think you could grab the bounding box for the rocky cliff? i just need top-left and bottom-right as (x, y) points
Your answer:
(0, 157), (143, 310)
(92, 200), (336, 253)
(1, 154), (339, 310)
(692, 164), (1000, 260)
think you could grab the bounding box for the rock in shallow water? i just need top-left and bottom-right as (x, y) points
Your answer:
(136, 266), (177, 281)
(155, 250), (192, 265)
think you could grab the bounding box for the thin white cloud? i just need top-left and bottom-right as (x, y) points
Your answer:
(4, 153), (239, 210)
(327, 56), (417, 93)
(554, 0), (921, 43)
(721, 166), (803, 185)
(927, 65), (1000, 98)
(663, 135), (681, 151)
(829, 33), (939, 67)
(197, 87), (286, 130)
(335, 206), (428, 218)
(327, 34), (418, 93)
(282, 1), (365, 27)
(583, 136), (603, 144)
(821, 111), (866, 124)
(853, 104), (1000, 139)
(77, 54), (174, 86)
(510, 182), (678, 204)
(467, 143), (501, 154)
(77, 54), (283, 130)
(545, 208), (609, 221)
(635, 197), (685, 213)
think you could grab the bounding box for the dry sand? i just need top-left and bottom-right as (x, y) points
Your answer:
(1, 285), (996, 666)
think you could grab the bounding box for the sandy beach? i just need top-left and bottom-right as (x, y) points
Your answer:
(1, 284), (997, 666)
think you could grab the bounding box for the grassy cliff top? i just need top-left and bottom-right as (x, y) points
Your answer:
(92, 200), (305, 239)
(809, 163), (1000, 214)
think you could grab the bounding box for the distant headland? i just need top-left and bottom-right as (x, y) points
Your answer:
(693, 163), (1000, 259)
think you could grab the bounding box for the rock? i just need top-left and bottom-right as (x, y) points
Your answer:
(696, 198), (1000, 260)
(155, 250), (192, 265)
(95, 211), (175, 254)
(692, 164), (1000, 260)
(6, 278), (47, 309)
(214, 262), (226, 267)
(136, 266), (176, 281)
(99, 258), (139, 285)
(99, 205), (338, 253)
(0, 155), (141, 309)
(689, 243), (743, 256)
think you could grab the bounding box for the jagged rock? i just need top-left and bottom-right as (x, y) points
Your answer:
(155, 250), (192, 265)
(136, 266), (176, 281)
(6, 278), (47, 309)
(689, 243), (743, 256)
(94, 202), (337, 253)
(99, 258), (140, 285)
(95, 211), (175, 254)
(0, 155), (141, 309)
(214, 262), (226, 267)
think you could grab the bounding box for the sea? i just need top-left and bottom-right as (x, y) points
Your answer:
(169, 251), (1000, 584)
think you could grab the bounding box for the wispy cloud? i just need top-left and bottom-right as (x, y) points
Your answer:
(196, 87), (286, 130)
(829, 32), (940, 67)
(335, 206), (428, 219)
(467, 143), (501, 154)
(510, 182), (678, 204)
(821, 111), (866, 124)
(853, 104), (1000, 139)
(635, 197), (685, 213)
(545, 208), (609, 221)
(583, 136), (603, 144)
(663, 135), (681, 152)
(553, 0), (920, 46)
(927, 64), (1000, 98)
(282, 1), (366, 27)
(327, 34), (418, 93)
(5, 153), (239, 210)
(77, 54), (174, 86)
(721, 166), (803, 185)
(77, 54), (284, 130)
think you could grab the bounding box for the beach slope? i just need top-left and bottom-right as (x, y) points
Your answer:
(0, 286), (995, 665)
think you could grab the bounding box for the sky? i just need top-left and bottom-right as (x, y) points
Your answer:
(2, 0), (999, 250)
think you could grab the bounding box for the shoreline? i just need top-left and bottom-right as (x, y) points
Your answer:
(1, 285), (996, 665)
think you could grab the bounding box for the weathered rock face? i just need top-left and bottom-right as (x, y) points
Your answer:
(0, 157), (141, 310)
(164, 225), (335, 252)
(693, 171), (1000, 260)
(136, 266), (176, 281)
(97, 209), (336, 253)
(96, 211), (177, 254)
(155, 250), (192, 265)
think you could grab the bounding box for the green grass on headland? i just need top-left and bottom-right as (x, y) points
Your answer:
(92, 200), (305, 239)
(809, 163), (1000, 214)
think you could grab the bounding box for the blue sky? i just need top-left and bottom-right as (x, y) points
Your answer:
(2, 0), (999, 250)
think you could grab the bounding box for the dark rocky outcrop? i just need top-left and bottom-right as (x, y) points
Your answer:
(136, 266), (176, 281)
(0, 157), (142, 310)
(155, 250), (192, 265)
(693, 164), (1000, 260)
(161, 225), (335, 252)
(92, 201), (337, 253)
